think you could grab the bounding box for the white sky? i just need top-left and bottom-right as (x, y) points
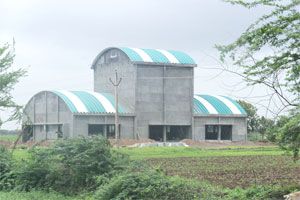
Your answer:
(0, 0), (282, 129)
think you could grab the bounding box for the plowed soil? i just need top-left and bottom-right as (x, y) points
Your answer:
(147, 155), (300, 188)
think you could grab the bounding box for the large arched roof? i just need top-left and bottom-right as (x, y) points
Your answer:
(51, 90), (129, 114)
(91, 47), (196, 68)
(194, 94), (246, 115)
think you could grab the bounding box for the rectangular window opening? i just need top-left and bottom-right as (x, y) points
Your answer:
(205, 125), (219, 140)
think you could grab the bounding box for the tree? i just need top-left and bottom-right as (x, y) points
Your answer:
(278, 113), (300, 161)
(237, 100), (260, 133)
(218, 0), (300, 159)
(0, 42), (26, 125)
(256, 116), (274, 140)
(217, 0), (300, 110)
(267, 115), (290, 142)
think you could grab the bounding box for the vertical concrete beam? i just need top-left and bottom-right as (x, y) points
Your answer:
(104, 116), (107, 138)
(33, 96), (36, 140)
(245, 117), (247, 142)
(218, 116), (221, 141)
(163, 65), (166, 126)
(45, 92), (48, 140)
(57, 95), (59, 123)
(163, 125), (167, 142)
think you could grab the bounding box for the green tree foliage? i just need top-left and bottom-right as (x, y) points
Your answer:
(219, 0), (300, 159)
(237, 100), (260, 132)
(15, 136), (129, 194)
(266, 115), (290, 141)
(0, 43), (26, 124)
(218, 0), (300, 107)
(257, 116), (275, 140)
(0, 146), (15, 190)
(278, 113), (300, 161)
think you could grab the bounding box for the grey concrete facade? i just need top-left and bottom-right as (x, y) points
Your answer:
(93, 48), (195, 140)
(23, 91), (135, 141)
(193, 115), (247, 141)
(23, 47), (247, 142)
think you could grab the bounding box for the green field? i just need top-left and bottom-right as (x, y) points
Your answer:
(1, 145), (299, 199)
(0, 134), (18, 142)
(0, 191), (90, 200)
(117, 146), (283, 159)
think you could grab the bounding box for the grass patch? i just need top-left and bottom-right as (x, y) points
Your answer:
(12, 149), (30, 160)
(0, 134), (18, 142)
(117, 146), (283, 159)
(0, 191), (89, 200)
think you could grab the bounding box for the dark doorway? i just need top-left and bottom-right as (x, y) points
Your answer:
(149, 125), (164, 141)
(221, 125), (232, 140)
(106, 125), (116, 139)
(166, 126), (190, 141)
(205, 125), (219, 140)
(88, 124), (118, 139)
(22, 125), (33, 142)
(88, 124), (105, 136)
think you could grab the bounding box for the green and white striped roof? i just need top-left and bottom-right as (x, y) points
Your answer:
(194, 94), (246, 115)
(92, 47), (196, 66)
(51, 90), (128, 114)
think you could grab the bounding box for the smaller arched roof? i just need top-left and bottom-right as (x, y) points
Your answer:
(91, 47), (196, 68)
(51, 90), (129, 114)
(194, 94), (246, 115)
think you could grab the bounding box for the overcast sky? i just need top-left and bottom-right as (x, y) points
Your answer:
(1, 0), (277, 129)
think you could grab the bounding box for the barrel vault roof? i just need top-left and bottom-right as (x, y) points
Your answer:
(92, 47), (196, 67)
(51, 90), (130, 114)
(194, 94), (247, 116)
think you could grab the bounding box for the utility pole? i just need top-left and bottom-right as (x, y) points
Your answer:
(109, 69), (122, 143)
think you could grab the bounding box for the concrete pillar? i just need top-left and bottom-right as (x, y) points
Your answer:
(104, 125), (107, 138)
(163, 126), (167, 142)
(104, 116), (107, 138)
(218, 125), (221, 141)
(218, 116), (221, 141)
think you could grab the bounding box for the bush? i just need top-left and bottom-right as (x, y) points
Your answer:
(0, 146), (15, 190)
(224, 185), (300, 200)
(14, 136), (129, 194)
(94, 170), (202, 200)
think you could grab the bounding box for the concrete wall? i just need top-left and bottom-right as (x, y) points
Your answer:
(23, 91), (73, 141)
(193, 115), (247, 141)
(93, 49), (136, 112)
(135, 65), (194, 138)
(93, 49), (195, 139)
(72, 115), (135, 139)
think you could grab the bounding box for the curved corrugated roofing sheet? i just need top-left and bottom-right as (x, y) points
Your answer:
(194, 94), (246, 115)
(51, 90), (128, 114)
(92, 47), (196, 67)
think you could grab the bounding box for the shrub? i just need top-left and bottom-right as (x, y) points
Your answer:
(94, 170), (202, 200)
(15, 136), (129, 194)
(224, 185), (300, 200)
(0, 145), (15, 190)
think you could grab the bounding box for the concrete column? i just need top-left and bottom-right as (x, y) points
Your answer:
(45, 92), (48, 140)
(163, 126), (167, 142)
(218, 125), (221, 141)
(218, 116), (221, 141)
(104, 116), (107, 138)
(104, 125), (107, 138)
(163, 65), (166, 126)
(33, 96), (36, 140)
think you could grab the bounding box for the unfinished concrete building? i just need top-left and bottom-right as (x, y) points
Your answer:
(23, 47), (247, 142)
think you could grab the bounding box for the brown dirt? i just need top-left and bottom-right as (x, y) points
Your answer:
(180, 139), (275, 148)
(109, 138), (155, 147)
(147, 155), (300, 188)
